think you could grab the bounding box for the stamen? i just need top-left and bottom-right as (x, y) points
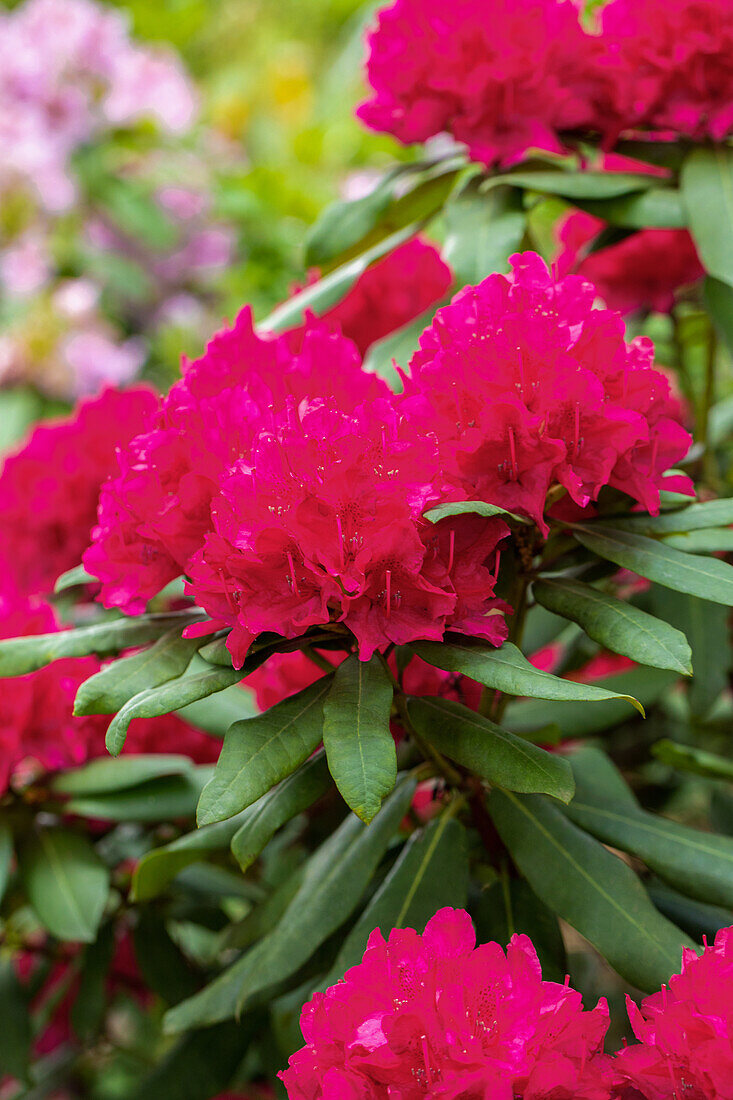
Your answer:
(447, 529), (455, 573)
(336, 514), (345, 568)
(385, 569), (392, 618)
(286, 551), (300, 596)
(492, 551), (502, 584)
(573, 402), (581, 455)
(508, 426), (518, 480)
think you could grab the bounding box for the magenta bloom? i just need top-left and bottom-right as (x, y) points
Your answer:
(287, 239), (452, 357)
(280, 907), (614, 1099)
(358, 0), (605, 168)
(556, 212), (704, 316)
(600, 0), (733, 141)
(613, 928), (733, 1100)
(0, 385), (158, 598)
(400, 252), (693, 533)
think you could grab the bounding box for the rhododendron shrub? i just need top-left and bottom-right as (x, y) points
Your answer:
(4, 0), (733, 1094)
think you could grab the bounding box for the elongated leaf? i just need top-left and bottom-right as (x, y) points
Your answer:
(424, 500), (529, 525)
(230, 753), (332, 872)
(661, 529), (733, 552)
(176, 681), (257, 737)
(444, 181), (525, 284)
(323, 654), (397, 822)
(610, 499), (733, 535)
(260, 223), (429, 333)
(491, 170), (656, 200)
(0, 960), (31, 1081)
(52, 754), (193, 795)
(565, 795), (733, 909)
(411, 639), (643, 712)
(65, 769), (212, 823)
(324, 815), (468, 985)
(132, 911), (200, 1005)
(221, 867), (305, 952)
(575, 188), (686, 229)
(362, 303), (441, 389)
(164, 778), (416, 1031)
(54, 564), (95, 593)
(304, 169), (401, 267)
(572, 524), (733, 606)
(488, 790), (691, 990)
(0, 823), (13, 908)
(649, 587), (731, 717)
(131, 1020), (256, 1100)
(75, 629), (203, 715)
(473, 878), (566, 984)
(682, 145), (733, 287)
(408, 696), (574, 802)
(106, 666), (243, 755)
(569, 746), (639, 810)
(133, 808), (254, 901)
(705, 276), (733, 356)
(71, 924), (116, 1039)
(506, 667), (676, 738)
(19, 828), (109, 943)
(533, 578), (692, 676)
(0, 610), (206, 677)
(648, 882), (733, 944)
(197, 676), (332, 826)
(652, 739), (733, 781)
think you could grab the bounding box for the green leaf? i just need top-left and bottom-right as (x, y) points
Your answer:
(565, 792), (733, 909)
(533, 577), (692, 676)
(568, 745), (639, 810)
(682, 146), (733, 288)
(71, 924), (116, 1039)
(0, 386), (42, 454)
(106, 665), (243, 755)
(322, 654), (397, 822)
(505, 667), (676, 739)
(488, 790), (692, 991)
(131, 1021), (256, 1100)
(65, 769), (212, 823)
(572, 523), (733, 606)
(472, 878), (566, 984)
(608, 499), (733, 535)
(196, 676), (332, 827)
(407, 696), (574, 802)
(574, 188), (687, 229)
(54, 564), (95, 593)
(74, 629), (204, 715)
(0, 610), (206, 677)
(648, 587), (731, 717)
(423, 500), (529, 525)
(19, 828), (109, 943)
(132, 911), (200, 1005)
(133, 809), (254, 901)
(0, 960), (31, 1081)
(176, 681), (257, 737)
(361, 303), (441, 389)
(443, 181), (525, 284)
(304, 168), (402, 267)
(661, 529), (733, 553)
(0, 823), (13, 908)
(51, 754), (193, 795)
(230, 753), (332, 872)
(411, 639), (643, 712)
(323, 815), (468, 985)
(648, 882), (733, 944)
(705, 276), (733, 356)
(260, 223), (432, 334)
(652, 739), (733, 781)
(164, 777), (416, 1031)
(490, 170), (656, 200)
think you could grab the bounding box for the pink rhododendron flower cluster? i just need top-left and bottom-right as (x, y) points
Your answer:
(280, 907), (615, 1099)
(358, 0), (604, 168)
(612, 926), (733, 1099)
(0, 385), (158, 598)
(84, 251), (693, 666)
(0, 0), (195, 212)
(600, 0), (733, 142)
(360, 0), (733, 160)
(400, 252), (694, 533)
(287, 239), (452, 357)
(555, 212), (704, 316)
(0, 592), (219, 796)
